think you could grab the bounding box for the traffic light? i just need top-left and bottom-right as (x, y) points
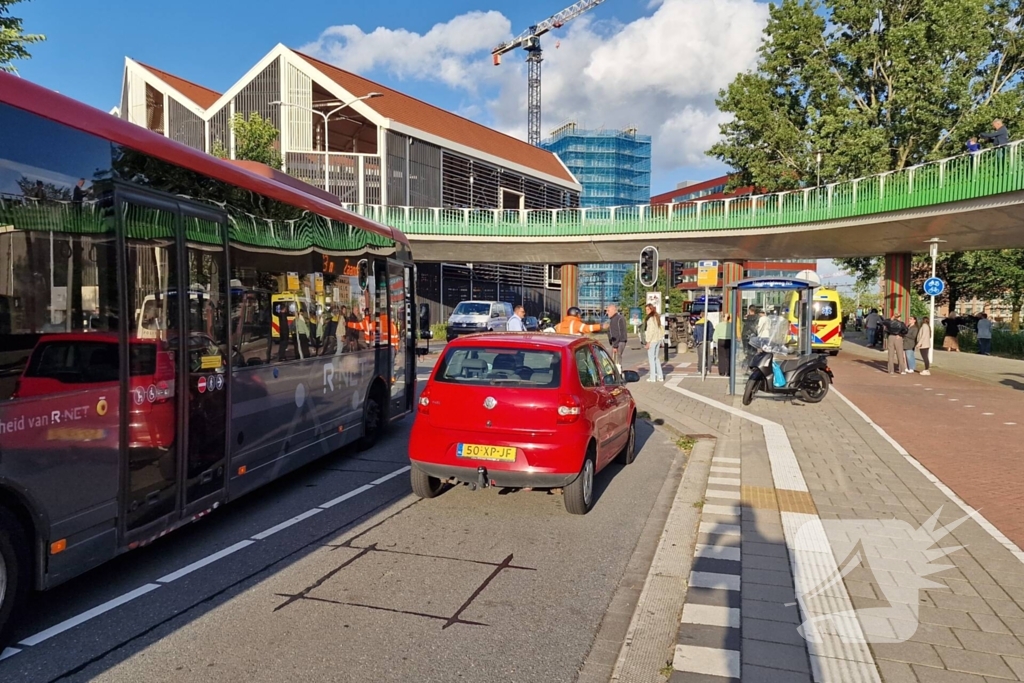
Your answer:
(671, 261), (685, 288)
(639, 246), (658, 287)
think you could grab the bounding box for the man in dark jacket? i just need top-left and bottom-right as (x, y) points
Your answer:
(981, 119), (1009, 147)
(605, 304), (628, 371)
(885, 314), (909, 375)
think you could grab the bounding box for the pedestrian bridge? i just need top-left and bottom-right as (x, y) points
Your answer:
(345, 143), (1024, 263)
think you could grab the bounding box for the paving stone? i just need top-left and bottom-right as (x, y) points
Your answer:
(673, 644), (741, 679)
(741, 598), (801, 624)
(908, 622), (965, 649)
(742, 541), (790, 558)
(1004, 656), (1024, 680)
(875, 659), (919, 683)
(741, 616), (805, 646)
(742, 582), (797, 605)
(676, 623), (741, 651)
(1001, 616), (1024, 637)
(686, 586), (741, 608)
(952, 630), (1024, 657)
(970, 613), (1012, 635)
(934, 646), (1019, 678)
(987, 600), (1024, 620)
(740, 664), (813, 683)
(744, 553), (793, 572)
(909, 665), (988, 683)
(742, 566), (794, 588)
(871, 641), (943, 667)
(929, 593), (997, 615)
(742, 638), (810, 674)
(918, 606), (982, 629)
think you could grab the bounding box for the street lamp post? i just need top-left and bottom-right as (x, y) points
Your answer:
(924, 237), (947, 368)
(270, 93), (383, 191)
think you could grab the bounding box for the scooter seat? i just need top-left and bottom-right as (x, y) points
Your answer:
(776, 358), (807, 374)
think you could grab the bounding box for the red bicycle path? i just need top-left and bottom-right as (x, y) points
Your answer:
(829, 350), (1024, 548)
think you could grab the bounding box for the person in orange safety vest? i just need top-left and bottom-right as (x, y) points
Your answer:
(554, 307), (602, 336)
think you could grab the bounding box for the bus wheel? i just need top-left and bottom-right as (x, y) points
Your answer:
(357, 390), (384, 451)
(0, 507), (30, 649)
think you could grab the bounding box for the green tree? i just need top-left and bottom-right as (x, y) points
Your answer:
(619, 266), (685, 314)
(963, 250), (1024, 332)
(220, 112), (282, 169)
(1, 0), (43, 74)
(709, 0), (1024, 192)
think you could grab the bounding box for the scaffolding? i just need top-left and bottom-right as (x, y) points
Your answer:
(540, 122), (651, 208)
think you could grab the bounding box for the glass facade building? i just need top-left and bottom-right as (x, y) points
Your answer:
(541, 123), (651, 316)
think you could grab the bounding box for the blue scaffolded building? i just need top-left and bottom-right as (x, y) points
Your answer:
(541, 122), (652, 317)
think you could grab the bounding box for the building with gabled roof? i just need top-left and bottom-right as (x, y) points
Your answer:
(118, 44), (581, 318)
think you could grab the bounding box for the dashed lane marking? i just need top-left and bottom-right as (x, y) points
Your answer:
(10, 464), (411, 659)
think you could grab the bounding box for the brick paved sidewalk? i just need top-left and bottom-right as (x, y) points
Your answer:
(621, 345), (1024, 683)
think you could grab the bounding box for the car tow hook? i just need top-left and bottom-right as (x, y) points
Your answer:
(473, 466), (488, 490)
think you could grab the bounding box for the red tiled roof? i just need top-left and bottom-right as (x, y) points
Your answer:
(293, 50), (576, 185)
(137, 62), (221, 110)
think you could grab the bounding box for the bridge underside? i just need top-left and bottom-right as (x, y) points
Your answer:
(406, 191), (1024, 263)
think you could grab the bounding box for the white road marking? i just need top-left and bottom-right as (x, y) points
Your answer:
(680, 604), (741, 628)
(704, 489), (741, 501)
(1006, 422), (1017, 426)
(370, 465), (411, 485)
(699, 522), (741, 536)
(710, 466), (741, 475)
(694, 544), (741, 562)
(251, 508), (324, 541)
(983, 412), (995, 416)
(673, 645), (740, 679)
(10, 465), (410, 660)
(948, 398), (958, 401)
(712, 457), (741, 464)
(19, 584), (162, 646)
(158, 540), (255, 583)
(965, 405), (975, 408)
(702, 504), (742, 517)
(707, 476), (741, 487)
(319, 483), (375, 509)
(833, 389), (1024, 565)
(689, 571), (741, 591)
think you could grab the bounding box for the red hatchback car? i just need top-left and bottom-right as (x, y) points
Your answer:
(409, 333), (640, 514)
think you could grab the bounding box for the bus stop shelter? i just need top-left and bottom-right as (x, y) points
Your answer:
(726, 276), (818, 395)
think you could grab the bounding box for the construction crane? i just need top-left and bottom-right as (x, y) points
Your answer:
(492, 0), (607, 146)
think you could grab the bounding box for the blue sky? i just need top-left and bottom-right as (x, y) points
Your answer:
(15, 0), (770, 195)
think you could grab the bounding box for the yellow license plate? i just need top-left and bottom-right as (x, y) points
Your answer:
(456, 444), (516, 462)
(47, 428), (107, 442)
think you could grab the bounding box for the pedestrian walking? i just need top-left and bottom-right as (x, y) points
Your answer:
(693, 314), (715, 375)
(903, 316), (919, 373)
(644, 304), (665, 382)
(713, 312), (732, 376)
(976, 312), (992, 355)
(507, 305), (526, 332)
(916, 317), (933, 375)
(942, 314), (961, 352)
(865, 308), (881, 347)
(885, 313), (909, 375)
(605, 304), (628, 371)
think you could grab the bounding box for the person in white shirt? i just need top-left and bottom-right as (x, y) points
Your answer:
(507, 305), (526, 332)
(756, 310), (771, 339)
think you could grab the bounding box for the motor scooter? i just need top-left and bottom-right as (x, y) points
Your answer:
(742, 338), (834, 405)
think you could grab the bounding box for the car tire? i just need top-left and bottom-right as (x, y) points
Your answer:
(410, 466), (445, 499)
(0, 507), (30, 650)
(357, 392), (384, 451)
(828, 349), (839, 357)
(564, 450), (596, 515)
(615, 418), (637, 466)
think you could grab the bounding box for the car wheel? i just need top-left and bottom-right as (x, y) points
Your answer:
(0, 507), (30, 650)
(357, 392), (384, 451)
(828, 349), (839, 357)
(410, 466), (445, 499)
(564, 450), (596, 515)
(742, 375), (760, 406)
(616, 418), (637, 466)
(798, 369), (831, 403)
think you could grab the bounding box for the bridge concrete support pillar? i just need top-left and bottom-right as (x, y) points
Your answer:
(721, 260), (745, 319)
(884, 252), (912, 322)
(560, 264), (579, 314)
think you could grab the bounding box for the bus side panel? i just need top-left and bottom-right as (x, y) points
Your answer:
(226, 350), (376, 499)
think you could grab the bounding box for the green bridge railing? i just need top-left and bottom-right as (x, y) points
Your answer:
(343, 141), (1024, 238)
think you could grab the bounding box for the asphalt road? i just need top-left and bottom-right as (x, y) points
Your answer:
(0, 367), (684, 683)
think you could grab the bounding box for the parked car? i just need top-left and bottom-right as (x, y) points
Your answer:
(409, 333), (641, 514)
(523, 316), (540, 332)
(446, 301), (513, 342)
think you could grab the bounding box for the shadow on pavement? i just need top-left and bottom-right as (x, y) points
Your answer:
(1000, 373), (1024, 392)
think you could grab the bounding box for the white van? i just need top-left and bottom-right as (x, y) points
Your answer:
(446, 301), (513, 342)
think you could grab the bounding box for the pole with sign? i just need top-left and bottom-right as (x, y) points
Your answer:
(697, 260), (718, 380)
(923, 238), (946, 369)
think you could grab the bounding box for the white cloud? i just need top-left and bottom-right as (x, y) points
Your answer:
(301, 0), (769, 177)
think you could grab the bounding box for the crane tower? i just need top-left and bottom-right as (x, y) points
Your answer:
(491, 0), (607, 146)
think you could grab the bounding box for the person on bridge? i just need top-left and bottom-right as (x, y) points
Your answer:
(554, 307), (601, 336)
(981, 119), (1009, 148)
(605, 304), (628, 371)
(916, 317), (933, 375)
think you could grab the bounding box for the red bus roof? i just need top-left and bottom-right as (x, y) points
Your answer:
(0, 72), (408, 248)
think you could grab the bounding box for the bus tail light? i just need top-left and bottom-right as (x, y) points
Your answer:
(557, 394), (582, 424)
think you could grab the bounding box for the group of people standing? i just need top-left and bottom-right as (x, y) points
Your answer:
(877, 312), (932, 375)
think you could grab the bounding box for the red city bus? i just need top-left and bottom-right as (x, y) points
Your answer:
(0, 72), (416, 646)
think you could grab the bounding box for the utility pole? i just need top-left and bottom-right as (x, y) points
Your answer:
(924, 238), (946, 368)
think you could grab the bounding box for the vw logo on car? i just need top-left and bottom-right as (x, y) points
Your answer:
(483, 396), (497, 410)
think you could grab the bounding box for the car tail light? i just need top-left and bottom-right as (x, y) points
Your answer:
(557, 394), (582, 424)
(417, 387), (431, 415)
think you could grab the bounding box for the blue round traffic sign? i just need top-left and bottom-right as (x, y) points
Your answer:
(923, 277), (945, 297)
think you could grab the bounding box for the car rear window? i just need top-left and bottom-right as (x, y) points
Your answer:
(25, 341), (156, 384)
(435, 347), (561, 388)
(812, 301), (838, 321)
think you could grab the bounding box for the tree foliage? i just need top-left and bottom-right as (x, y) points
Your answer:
(0, 0), (43, 74)
(224, 112), (282, 169)
(619, 266), (686, 314)
(709, 0), (1024, 191)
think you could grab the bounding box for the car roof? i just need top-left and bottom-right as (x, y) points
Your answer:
(38, 332), (119, 344)
(446, 333), (590, 350)
(454, 300), (503, 305)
